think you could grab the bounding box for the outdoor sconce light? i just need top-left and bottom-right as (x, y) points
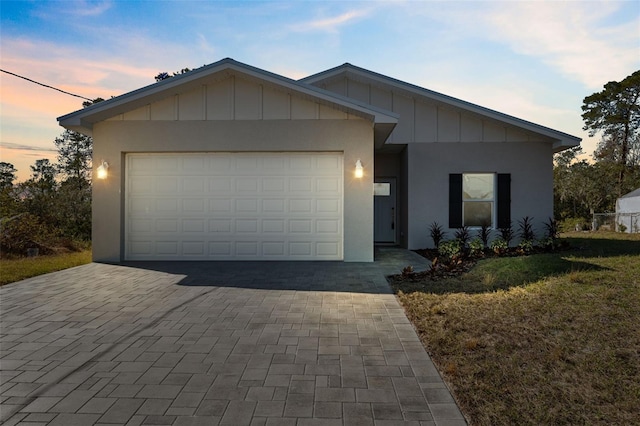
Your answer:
(354, 159), (364, 178)
(96, 161), (109, 179)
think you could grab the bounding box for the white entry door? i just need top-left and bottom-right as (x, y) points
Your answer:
(125, 152), (343, 260)
(374, 178), (396, 243)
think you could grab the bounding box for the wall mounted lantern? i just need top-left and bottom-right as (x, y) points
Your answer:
(354, 159), (364, 178)
(96, 161), (109, 179)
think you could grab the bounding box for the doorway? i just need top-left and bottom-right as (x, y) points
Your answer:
(374, 178), (397, 244)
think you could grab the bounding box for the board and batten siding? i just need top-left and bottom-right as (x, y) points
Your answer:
(105, 75), (360, 123)
(318, 77), (542, 145)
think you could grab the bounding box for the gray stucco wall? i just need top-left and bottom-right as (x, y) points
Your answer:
(92, 119), (374, 262)
(405, 142), (554, 249)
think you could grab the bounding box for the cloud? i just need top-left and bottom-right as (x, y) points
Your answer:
(34, 0), (112, 18)
(0, 142), (56, 152)
(400, 1), (639, 89)
(289, 9), (370, 33)
(197, 34), (216, 55)
(475, 2), (639, 89)
(73, 0), (112, 16)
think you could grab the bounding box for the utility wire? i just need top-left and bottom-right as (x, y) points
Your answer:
(1, 68), (94, 101)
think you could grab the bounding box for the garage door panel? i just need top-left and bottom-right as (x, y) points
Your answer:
(317, 242), (340, 256)
(210, 199), (232, 213)
(317, 199), (340, 213)
(157, 177), (179, 193)
(317, 178), (340, 192)
(236, 199), (258, 213)
(209, 219), (232, 233)
(262, 199), (285, 213)
(183, 157), (205, 171)
(182, 219), (205, 232)
(183, 241), (205, 256)
(183, 199), (205, 212)
(263, 179), (285, 192)
(289, 199), (312, 213)
(236, 219), (258, 233)
(183, 177), (205, 192)
(209, 241), (232, 255)
(236, 178), (259, 192)
(317, 219), (340, 234)
(263, 219), (285, 233)
(290, 178), (312, 192)
(126, 152), (343, 260)
(157, 219), (178, 232)
(156, 241), (178, 255)
(157, 157), (179, 172)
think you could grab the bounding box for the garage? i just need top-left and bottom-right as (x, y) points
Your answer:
(125, 152), (344, 260)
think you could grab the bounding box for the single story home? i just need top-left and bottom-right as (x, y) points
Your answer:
(616, 188), (640, 233)
(58, 58), (581, 262)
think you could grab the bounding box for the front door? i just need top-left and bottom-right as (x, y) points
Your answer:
(374, 178), (397, 243)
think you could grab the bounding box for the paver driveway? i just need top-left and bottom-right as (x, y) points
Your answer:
(0, 248), (466, 425)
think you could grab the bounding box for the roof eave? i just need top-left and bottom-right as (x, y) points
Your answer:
(303, 64), (583, 150)
(58, 59), (398, 134)
(552, 137), (582, 153)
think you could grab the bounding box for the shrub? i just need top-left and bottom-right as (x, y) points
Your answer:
(0, 213), (57, 256)
(429, 222), (446, 248)
(439, 239), (463, 262)
(498, 222), (515, 247)
(469, 238), (485, 258)
(559, 217), (589, 232)
(538, 236), (556, 252)
(543, 217), (560, 240)
(401, 265), (414, 277)
(518, 216), (536, 242)
(490, 238), (508, 255)
(454, 226), (471, 248)
(478, 223), (492, 248)
(517, 238), (534, 254)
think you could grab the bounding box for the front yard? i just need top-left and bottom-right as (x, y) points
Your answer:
(0, 250), (92, 286)
(391, 232), (640, 425)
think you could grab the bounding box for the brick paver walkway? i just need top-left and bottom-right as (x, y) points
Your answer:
(0, 249), (466, 425)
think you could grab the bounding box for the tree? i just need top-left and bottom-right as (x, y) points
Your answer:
(82, 97), (105, 108)
(0, 162), (19, 218)
(155, 68), (193, 82)
(27, 159), (57, 191)
(54, 130), (93, 183)
(0, 162), (17, 190)
(21, 159), (58, 224)
(582, 70), (640, 196)
(55, 179), (91, 240)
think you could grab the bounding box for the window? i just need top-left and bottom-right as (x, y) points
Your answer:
(373, 182), (390, 196)
(463, 173), (494, 227)
(449, 173), (510, 229)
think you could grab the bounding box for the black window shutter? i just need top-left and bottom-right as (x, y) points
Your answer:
(449, 174), (462, 228)
(497, 173), (511, 228)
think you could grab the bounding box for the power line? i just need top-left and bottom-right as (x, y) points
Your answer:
(1, 68), (94, 101)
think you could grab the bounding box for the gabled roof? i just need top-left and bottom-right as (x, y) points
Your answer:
(301, 63), (581, 152)
(58, 58), (398, 142)
(620, 188), (640, 199)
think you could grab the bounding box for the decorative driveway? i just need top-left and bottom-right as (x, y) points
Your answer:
(0, 248), (466, 425)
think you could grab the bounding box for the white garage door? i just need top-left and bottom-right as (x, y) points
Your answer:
(125, 153), (343, 260)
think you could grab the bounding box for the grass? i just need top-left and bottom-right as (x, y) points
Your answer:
(0, 250), (92, 286)
(391, 232), (640, 425)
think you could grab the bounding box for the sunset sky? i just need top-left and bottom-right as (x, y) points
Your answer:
(1, 0), (639, 182)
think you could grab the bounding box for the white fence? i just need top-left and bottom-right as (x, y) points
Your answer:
(592, 212), (640, 233)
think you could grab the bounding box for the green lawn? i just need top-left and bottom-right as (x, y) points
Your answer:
(0, 250), (92, 286)
(391, 232), (640, 425)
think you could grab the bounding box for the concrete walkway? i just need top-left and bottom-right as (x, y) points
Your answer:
(0, 248), (466, 426)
